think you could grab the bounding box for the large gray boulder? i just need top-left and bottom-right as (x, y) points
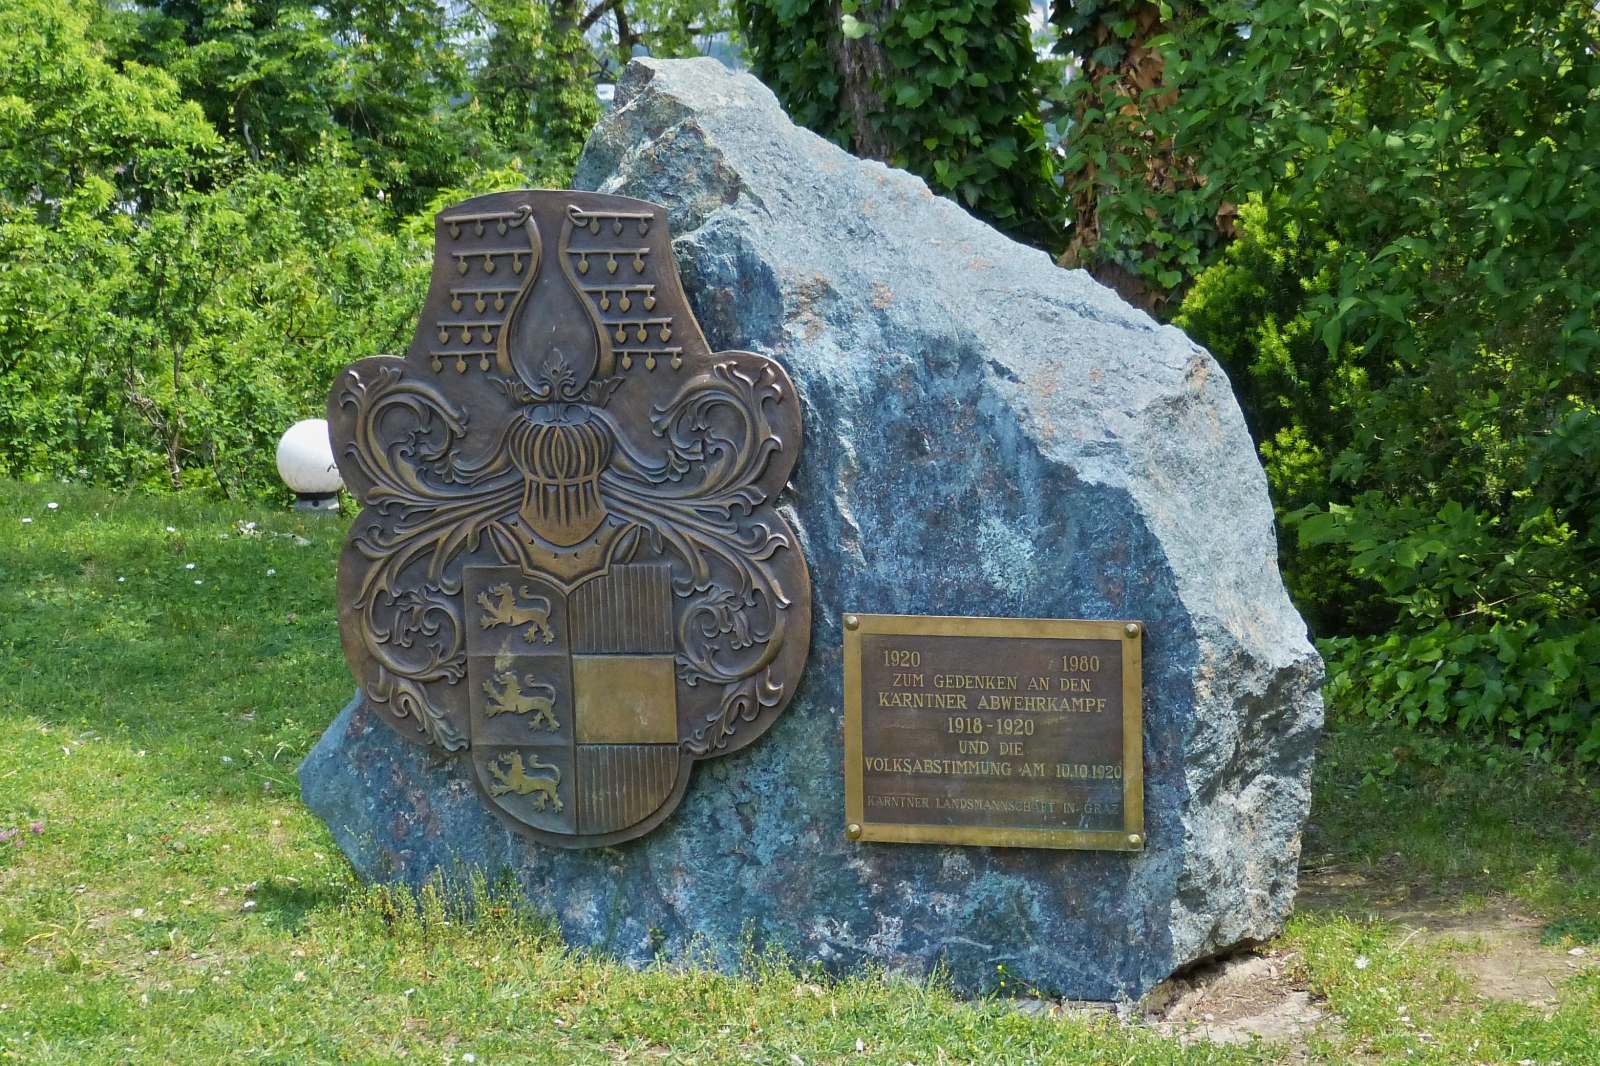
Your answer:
(300, 56), (1323, 1000)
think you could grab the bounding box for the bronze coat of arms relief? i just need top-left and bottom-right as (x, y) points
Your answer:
(328, 191), (812, 847)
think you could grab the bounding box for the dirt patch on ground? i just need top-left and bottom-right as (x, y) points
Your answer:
(1140, 948), (1332, 1056)
(1011, 865), (1594, 1056)
(1016, 947), (1335, 1058)
(1297, 865), (1597, 1008)
(1130, 868), (1592, 1053)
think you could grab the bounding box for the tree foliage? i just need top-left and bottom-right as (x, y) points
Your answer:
(470, 0), (602, 185)
(739, 0), (1060, 240)
(745, 0), (1600, 760)
(1166, 0), (1600, 760)
(0, 0), (423, 494)
(109, 0), (489, 216)
(0, 0), (734, 498)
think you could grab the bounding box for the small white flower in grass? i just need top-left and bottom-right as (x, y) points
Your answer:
(1354, 955), (1370, 970)
(293, 971), (307, 982)
(166, 526), (176, 533)
(47, 502), (57, 510)
(463, 1056), (476, 1064)
(20, 518), (30, 524)
(186, 562), (196, 569)
(267, 568), (276, 576)
(118, 577), (125, 582)
(221, 756), (233, 763)
(195, 579), (203, 585)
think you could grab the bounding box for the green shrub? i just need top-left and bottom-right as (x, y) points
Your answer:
(0, 0), (761, 499)
(1172, 0), (1600, 761)
(0, 150), (427, 497)
(0, 0), (578, 499)
(1304, 498), (1600, 761)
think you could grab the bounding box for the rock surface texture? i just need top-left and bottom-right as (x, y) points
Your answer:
(300, 56), (1323, 1000)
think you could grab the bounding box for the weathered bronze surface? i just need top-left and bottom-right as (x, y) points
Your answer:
(843, 614), (1143, 850)
(328, 191), (811, 847)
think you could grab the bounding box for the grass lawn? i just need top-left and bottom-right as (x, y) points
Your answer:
(0, 480), (1596, 1064)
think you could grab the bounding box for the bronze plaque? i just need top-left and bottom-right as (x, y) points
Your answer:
(327, 191), (811, 847)
(843, 614), (1143, 850)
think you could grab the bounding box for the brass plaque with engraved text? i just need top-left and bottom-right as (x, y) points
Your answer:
(843, 614), (1143, 850)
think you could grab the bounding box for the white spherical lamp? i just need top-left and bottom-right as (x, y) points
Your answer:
(276, 419), (344, 511)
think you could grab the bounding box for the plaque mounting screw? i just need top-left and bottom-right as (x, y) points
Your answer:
(1127, 833), (1143, 847)
(844, 615), (859, 631)
(846, 823), (863, 840)
(1124, 623), (1141, 638)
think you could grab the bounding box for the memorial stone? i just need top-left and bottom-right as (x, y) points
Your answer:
(300, 56), (1324, 1000)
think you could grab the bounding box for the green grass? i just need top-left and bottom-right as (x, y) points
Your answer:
(1305, 721), (1600, 924)
(0, 479), (1596, 1064)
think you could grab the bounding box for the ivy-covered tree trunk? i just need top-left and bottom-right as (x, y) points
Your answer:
(739, 0), (1061, 242)
(1049, 0), (1232, 315)
(822, 0), (896, 160)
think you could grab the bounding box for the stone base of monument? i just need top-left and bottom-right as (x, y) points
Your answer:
(300, 56), (1322, 1001)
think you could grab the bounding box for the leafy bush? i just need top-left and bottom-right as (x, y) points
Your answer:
(1170, 0), (1600, 760)
(0, 154), (427, 497)
(0, 0), (670, 499)
(0, 0), (425, 497)
(1307, 499), (1600, 761)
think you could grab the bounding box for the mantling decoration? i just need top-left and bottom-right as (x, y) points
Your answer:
(328, 192), (811, 847)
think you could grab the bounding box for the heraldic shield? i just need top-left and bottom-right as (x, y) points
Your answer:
(327, 191), (812, 847)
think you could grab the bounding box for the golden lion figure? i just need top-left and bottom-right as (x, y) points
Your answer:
(482, 670), (559, 731)
(487, 752), (563, 811)
(477, 583), (556, 644)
